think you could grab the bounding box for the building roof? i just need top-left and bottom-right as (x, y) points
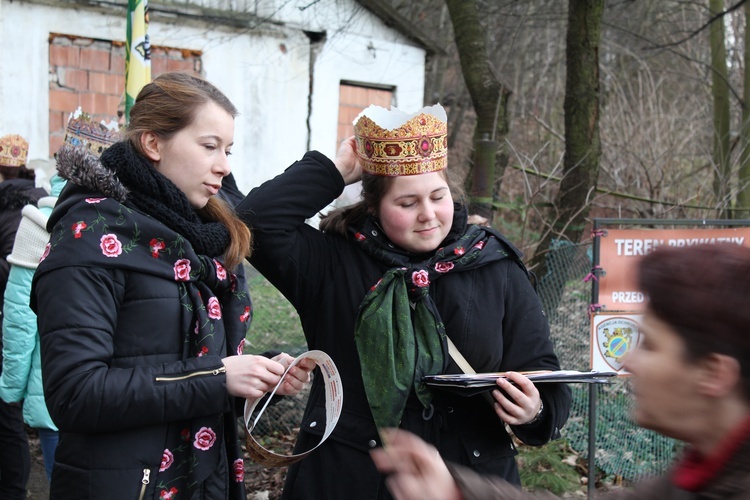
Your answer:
(354, 0), (445, 56)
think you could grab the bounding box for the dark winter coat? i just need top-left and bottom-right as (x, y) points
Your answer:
(31, 149), (251, 500)
(0, 178), (46, 316)
(238, 152), (572, 500)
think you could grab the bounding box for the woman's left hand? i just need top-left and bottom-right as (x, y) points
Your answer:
(271, 353), (314, 396)
(491, 371), (542, 425)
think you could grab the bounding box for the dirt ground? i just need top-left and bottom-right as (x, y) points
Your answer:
(26, 430), (50, 499)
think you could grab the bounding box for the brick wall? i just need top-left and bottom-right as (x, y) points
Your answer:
(49, 34), (202, 155)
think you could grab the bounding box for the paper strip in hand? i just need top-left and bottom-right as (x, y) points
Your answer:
(243, 350), (343, 467)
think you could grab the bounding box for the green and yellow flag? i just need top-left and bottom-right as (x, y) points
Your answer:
(124, 0), (151, 125)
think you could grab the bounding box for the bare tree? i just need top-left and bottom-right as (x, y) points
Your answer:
(443, 0), (511, 222)
(529, 0), (604, 282)
(710, 0), (732, 216)
(736, 0), (750, 215)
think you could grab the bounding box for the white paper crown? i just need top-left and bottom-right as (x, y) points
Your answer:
(353, 104), (447, 176)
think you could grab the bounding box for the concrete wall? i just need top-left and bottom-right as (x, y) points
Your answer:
(0, 0), (426, 193)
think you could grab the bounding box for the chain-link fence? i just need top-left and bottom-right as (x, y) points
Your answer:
(538, 240), (678, 480)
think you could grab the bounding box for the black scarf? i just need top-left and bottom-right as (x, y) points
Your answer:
(99, 141), (230, 257)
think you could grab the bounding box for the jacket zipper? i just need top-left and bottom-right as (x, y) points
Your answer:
(138, 468), (150, 500)
(155, 366), (226, 382)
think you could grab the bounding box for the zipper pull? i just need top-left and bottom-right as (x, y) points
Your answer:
(141, 468), (150, 484)
(212, 366), (227, 376)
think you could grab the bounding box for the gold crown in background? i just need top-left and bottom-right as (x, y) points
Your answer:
(64, 108), (121, 158)
(0, 134), (29, 168)
(353, 104), (447, 176)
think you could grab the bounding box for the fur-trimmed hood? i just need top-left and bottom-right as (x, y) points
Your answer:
(54, 145), (129, 203)
(49, 145), (131, 232)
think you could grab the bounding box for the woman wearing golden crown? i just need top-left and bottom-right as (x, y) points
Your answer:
(238, 104), (572, 498)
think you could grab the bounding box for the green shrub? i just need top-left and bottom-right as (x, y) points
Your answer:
(518, 439), (581, 494)
(244, 265), (306, 356)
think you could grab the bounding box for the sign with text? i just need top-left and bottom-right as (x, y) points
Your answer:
(597, 227), (750, 312)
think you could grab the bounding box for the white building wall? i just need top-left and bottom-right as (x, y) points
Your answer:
(0, 0), (426, 194)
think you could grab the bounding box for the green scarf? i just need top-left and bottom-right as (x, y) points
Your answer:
(352, 221), (517, 430)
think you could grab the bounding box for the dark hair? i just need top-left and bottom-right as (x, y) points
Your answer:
(125, 72), (250, 268)
(319, 169), (464, 236)
(638, 243), (750, 400)
(0, 164), (34, 180)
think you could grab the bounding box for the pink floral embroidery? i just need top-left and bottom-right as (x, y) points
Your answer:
(159, 487), (178, 499)
(434, 262), (454, 273)
(194, 320), (200, 334)
(355, 232), (366, 242)
(100, 234), (122, 257)
(71, 221), (87, 239)
(174, 259), (191, 281)
(85, 198), (106, 204)
(453, 246), (465, 256)
(239, 306), (251, 323)
(233, 458), (245, 482)
(149, 238), (166, 258)
(180, 428), (190, 442)
(237, 338), (246, 356)
(193, 426), (217, 451)
(370, 278), (383, 291)
(474, 241), (485, 250)
(412, 270), (430, 288)
(214, 259), (227, 280)
(39, 243), (51, 263)
(197, 346), (209, 357)
(207, 296), (222, 319)
(159, 449), (174, 472)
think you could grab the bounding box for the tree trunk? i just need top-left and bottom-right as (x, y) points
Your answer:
(710, 0), (731, 217)
(424, 4), (449, 105)
(444, 0), (511, 222)
(530, 0), (604, 292)
(736, 0), (750, 217)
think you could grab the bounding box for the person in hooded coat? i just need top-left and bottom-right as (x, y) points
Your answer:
(0, 133), (45, 500)
(1, 108), (123, 483)
(31, 72), (312, 500)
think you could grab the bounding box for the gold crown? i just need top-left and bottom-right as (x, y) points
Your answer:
(0, 134), (29, 168)
(353, 104), (447, 176)
(64, 107), (121, 158)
